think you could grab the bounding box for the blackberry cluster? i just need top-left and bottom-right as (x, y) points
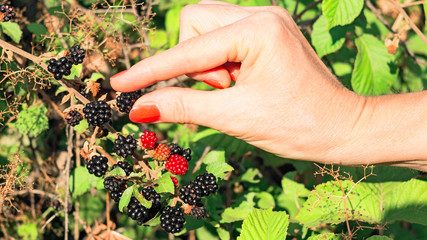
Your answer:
(112, 161), (133, 176)
(127, 197), (148, 222)
(83, 100), (112, 126)
(165, 155), (188, 175)
(169, 143), (192, 161)
(65, 110), (83, 126)
(48, 57), (72, 80)
(86, 155), (108, 177)
(0, 5), (15, 22)
(116, 91), (142, 113)
(142, 187), (160, 205)
(140, 130), (158, 149)
(190, 203), (206, 220)
(194, 173), (218, 197)
(160, 206), (186, 233)
(179, 182), (202, 205)
(67, 45), (85, 65)
(113, 134), (137, 158)
(104, 177), (126, 202)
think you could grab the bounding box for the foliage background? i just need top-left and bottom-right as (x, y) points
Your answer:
(0, 0), (426, 239)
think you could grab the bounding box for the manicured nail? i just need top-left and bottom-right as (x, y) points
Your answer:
(111, 70), (128, 79)
(129, 103), (160, 123)
(230, 72), (236, 81)
(203, 79), (224, 89)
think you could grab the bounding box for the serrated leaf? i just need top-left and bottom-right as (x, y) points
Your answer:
(206, 162), (233, 179)
(10, 105), (49, 137)
(105, 167), (126, 177)
(27, 23), (47, 35)
(121, 123), (140, 136)
(69, 166), (99, 198)
(254, 192), (275, 209)
(133, 187), (152, 208)
(119, 185), (134, 212)
(307, 233), (341, 240)
(153, 172), (174, 194)
(220, 193), (255, 223)
(311, 15), (348, 58)
(366, 236), (393, 240)
(0, 22), (23, 43)
(322, 0), (364, 29)
(203, 150), (226, 164)
(351, 34), (397, 95)
(73, 119), (88, 134)
(238, 168), (260, 183)
(237, 208), (289, 240)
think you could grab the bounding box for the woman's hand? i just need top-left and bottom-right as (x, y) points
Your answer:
(110, 1), (427, 171)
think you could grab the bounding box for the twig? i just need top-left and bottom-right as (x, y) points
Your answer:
(12, 189), (62, 203)
(401, 0), (426, 7)
(192, 146), (211, 174)
(292, 0), (300, 19)
(41, 210), (65, 231)
(64, 125), (74, 240)
(294, 0), (322, 21)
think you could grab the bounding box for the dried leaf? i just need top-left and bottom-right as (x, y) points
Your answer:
(87, 80), (101, 97)
(61, 93), (74, 105)
(98, 93), (108, 101)
(385, 37), (399, 54)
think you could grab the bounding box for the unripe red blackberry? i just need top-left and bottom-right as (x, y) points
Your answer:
(140, 130), (157, 149)
(67, 45), (85, 65)
(160, 206), (186, 233)
(86, 155), (108, 177)
(165, 155), (188, 175)
(171, 176), (178, 187)
(179, 182), (202, 206)
(116, 91), (142, 113)
(190, 203), (206, 220)
(83, 100), (112, 126)
(142, 187), (160, 205)
(113, 134), (137, 158)
(194, 173), (218, 197)
(112, 161), (133, 176)
(151, 143), (170, 161)
(103, 176), (125, 192)
(65, 110), (83, 126)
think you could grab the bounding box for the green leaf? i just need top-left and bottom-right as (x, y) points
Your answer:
(119, 185), (134, 212)
(165, 6), (182, 47)
(69, 166), (99, 198)
(86, 72), (104, 82)
(322, 0), (364, 29)
(277, 172), (310, 218)
(105, 167), (126, 177)
(128, 171), (145, 178)
(63, 64), (82, 80)
(254, 192), (275, 209)
(121, 123), (140, 136)
(295, 178), (427, 228)
(237, 208), (289, 240)
(424, 2), (427, 27)
(203, 150), (234, 179)
(0, 22), (23, 43)
(153, 172), (175, 194)
(133, 187), (152, 208)
(10, 105), (49, 137)
(311, 15), (348, 58)
(237, 168), (260, 183)
(221, 193), (255, 223)
(366, 236), (393, 240)
(148, 30), (168, 50)
(73, 119), (88, 134)
(351, 34), (397, 96)
(27, 23), (48, 35)
(17, 223), (38, 240)
(308, 233), (341, 240)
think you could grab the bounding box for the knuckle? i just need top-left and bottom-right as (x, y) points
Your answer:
(180, 4), (198, 20)
(267, 6), (291, 20)
(251, 11), (286, 35)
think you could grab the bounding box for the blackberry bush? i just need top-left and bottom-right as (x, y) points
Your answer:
(160, 206), (186, 233)
(113, 134), (137, 158)
(86, 155), (108, 177)
(83, 100), (112, 126)
(116, 91), (142, 113)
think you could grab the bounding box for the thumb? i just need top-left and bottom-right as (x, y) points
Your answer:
(129, 87), (235, 128)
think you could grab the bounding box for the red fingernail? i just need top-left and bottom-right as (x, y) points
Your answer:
(230, 72), (236, 81)
(203, 79), (224, 89)
(111, 70), (128, 79)
(129, 104), (160, 123)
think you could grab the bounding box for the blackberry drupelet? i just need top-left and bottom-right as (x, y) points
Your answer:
(83, 100), (112, 126)
(142, 187), (161, 205)
(190, 203), (206, 220)
(0, 5), (15, 22)
(194, 173), (218, 197)
(86, 155), (108, 177)
(160, 206), (186, 233)
(168, 143), (183, 155)
(126, 197), (148, 221)
(65, 110), (83, 126)
(116, 91), (142, 113)
(112, 160), (133, 176)
(103, 176), (125, 192)
(179, 182), (202, 206)
(67, 45), (85, 65)
(47, 57), (72, 80)
(113, 134), (137, 158)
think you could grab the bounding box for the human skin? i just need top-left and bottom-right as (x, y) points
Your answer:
(111, 0), (427, 171)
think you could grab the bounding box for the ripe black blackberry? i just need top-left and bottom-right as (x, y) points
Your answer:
(86, 155), (109, 177)
(126, 197), (148, 221)
(142, 187), (160, 205)
(194, 173), (218, 197)
(67, 45), (85, 65)
(160, 206), (186, 233)
(103, 176), (125, 192)
(47, 57), (72, 80)
(179, 182), (202, 206)
(112, 161), (133, 176)
(83, 100), (112, 126)
(65, 110), (83, 126)
(181, 148), (192, 161)
(137, 203), (161, 225)
(116, 91), (142, 113)
(190, 203), (206, 220)
(168, 144), (192, 161)
(0, 5), (15, 22)
(113, 134), (137, 158)
(110, 190), (123, 202)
